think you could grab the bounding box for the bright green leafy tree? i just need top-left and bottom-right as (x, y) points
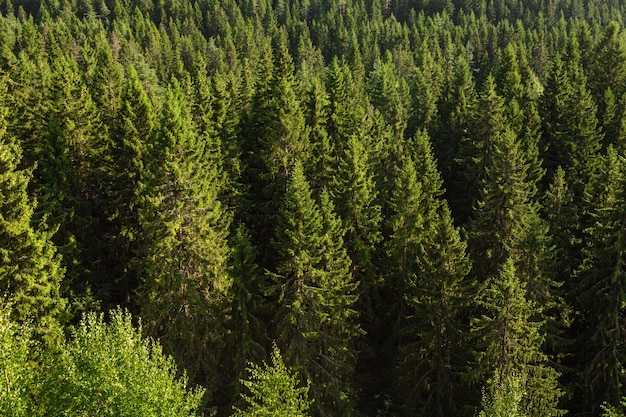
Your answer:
(38, 308), (204, 417)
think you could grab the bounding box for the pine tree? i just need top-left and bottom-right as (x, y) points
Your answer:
(574, 146), (626, 412)
(233, 344), (311, 417)
(387, 132), (473, 416)
(228, 224), (267, 402)
(540, 51), (602, 196)
(106, 64), (157, 305)
(136, 78), (232, 398)
(0, 80), (65, 346)
(305, 75), (334, 192)
(465, 77), (531, 279)
(269, 161), (359, 417)
(434, 54), (477, 220)
(325, 58), (367, 160)
(333, 134), (382, 289)
(366, 51), (410, 138)
(494, 43), (544, 191)
(396, 201), (473, 417)
(35, 52), (110, 308)
(472, 259), (563, 417)
(465, 78), (563, 417)
(242, 40), (309, 269)
(588, 22), (626, 105)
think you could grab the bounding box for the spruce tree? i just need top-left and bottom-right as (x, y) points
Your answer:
(540, 51), (602, 197)
(472, 259), (563, 417)
(574, 146), (626, 412)
(106, 64), (157, 305)
(0, 105), (65, 347)
(465, 77), (563, 417)
(242, 39), (309, 269)
(588, 22), (626, 105)
(228, 224), (267, 402)
(269, 161), (359, 417)
(388, 132), (473, 417)
(135, 78), (232, 399)
(333, 134), (382, 289)
(233, 344), (311, 417)
(366, 51), (410, 138)
(434, 54), (477, 221)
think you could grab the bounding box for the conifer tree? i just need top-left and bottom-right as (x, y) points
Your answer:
(35, 53), (110, 307)
(367, 51), (410, 138)
(465, 77), (563, 417)
(472, 259), (563, 417)
(588, 22), (626, 105)
(540, 51), (602, 196)
(435, 55), (477, 223)
(106, 64), (156, 305)
(233, 344), (311, 417)
(136, 78), (232, 398)
(574, 146), (626, 411)
(494, 43), (544, 191)
(388, 132), (473, 417)
(333, 134), (382, 289)
(242, 39), (309, 268)
(228, 224), (267, 401)
(269, 161), (359, 417)
(464, 77), (531, 278)
(0, 110), (65, 347)
(305, 75), (334, 192)
(326, 58), (367, 159)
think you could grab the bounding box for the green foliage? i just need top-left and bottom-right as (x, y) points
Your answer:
(604, 398), (626, 417)
(0, 88), (65, 346)
(234, 344), (311, 417)
(0, 303), (36, 417)
(38, 308), (204, 416)
(574, 146), (626, 409)
(478, 374), (525, 417)
(135, 78), (233, 394)
(5, 0), (626, 415)
(270, 161), (359, 417)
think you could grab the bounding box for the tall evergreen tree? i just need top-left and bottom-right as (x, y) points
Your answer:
(588, 22), (626, 106)
(135, 78), (232, 402)
(269, 161), (359, 417)
(38, 53), (107, 304)
(385, 130), (473, 416)
(436, 55), (477, 223)
(228, 224), (267, 403)
(366, 51), (410, 138)
(0, 87), (65, 346)
(333, 134), (382, 288)
(574, 146), (626, 413)
(472, 258), (563, 417)
(465, 77), (563, 417)
(540, 51), (602, 197)
(106, 64), (157, 305)
(242, 39), (309, 268)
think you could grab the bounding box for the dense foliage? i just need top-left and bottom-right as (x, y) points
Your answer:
(0, 305), (204, 416)
(3, 0), (626, 415)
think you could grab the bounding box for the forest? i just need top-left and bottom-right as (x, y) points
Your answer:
(3, 0), (626, 415)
